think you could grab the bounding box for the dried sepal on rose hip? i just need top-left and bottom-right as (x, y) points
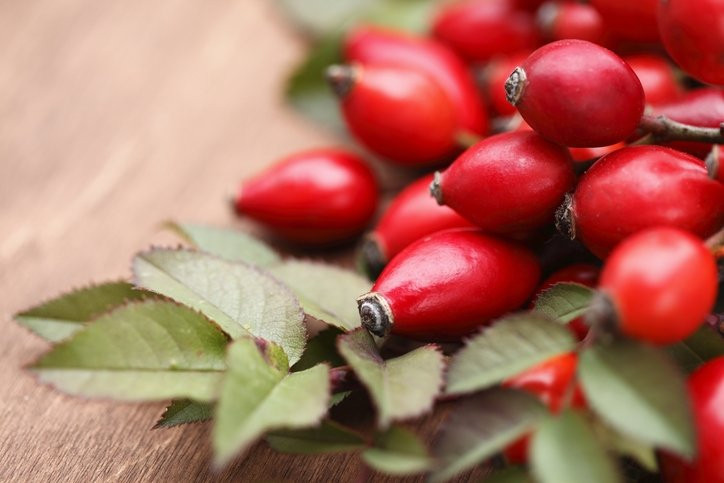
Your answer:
(358, 173), (474, 279)
(233, 148), (378, 245)
(357, 229), (540, 340)
(589, 227), (718, 345)
(557, 145), (724, 258)
(706, 145), (723, 183)
(505, 39), (645, 147)
(344, 25), (489, 137)
(431, 131), (575, 234)
(327, 63), (459, 166)
(658, 0), (724, 86)
(661, 356), (724, 482)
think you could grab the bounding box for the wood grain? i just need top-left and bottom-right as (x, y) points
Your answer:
(0, 1), (487, 481)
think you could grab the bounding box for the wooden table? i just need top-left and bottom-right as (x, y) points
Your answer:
(0, 1), (489, 481)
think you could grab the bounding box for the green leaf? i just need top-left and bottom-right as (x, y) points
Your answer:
(275, 0), (372, 38)
(213, 338), (330, 467)
(15, 282), (150, 342)
(31, 300), (227, 402)
(165, 222), (280, 266)
(668, 325), (724, 373)
(533, 283), (595, 323)
(579, 339), (695, 458)
(445, 313), (577, 396)
(531, 410), (622, 483)
(594, 419), (658, 472)
(154, 399), (213, 428)
(430, 388), (546, 482)
(338, 328), (444, 428)
(270, 260), (370, 331)
(292, 328), (345, 372)
(285, 33), (345, 133)
(266, 420), (366, 454)
(485, 467), (533, 483)
(362, 426), (431, 476)
(363, 0), (438, 34)
(133, 249), (306, 364)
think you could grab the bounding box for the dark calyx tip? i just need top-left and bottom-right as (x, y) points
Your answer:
(705, 145), (720, 180)
(504, 66), (527, 106)
(326, 64), (358, 99)
(429, 171), (445, 205)
(554, 193), (575, 240)
(357, 292), (393, 338)
(584, 291), (617, 333)
(357, 235), (387, 280)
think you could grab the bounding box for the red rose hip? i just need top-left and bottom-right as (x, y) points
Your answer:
(234, 148), (378, 244)
(625, 54), (681, 106)
(431, 0), (540, 63)
(537, 1), (606, 44)
(358, 173), (474, 278)
(505, 40), (645, 147)
(345, 26), (489, 136)
(589, 0), (659, 43)
(561, 146), (724, 258)
(357, 229), (540, 339)
(661, 357), (724, 482)
(327, 64), (458, 166)
(598, 227), (718, 344)
(658, 0), (724, 85)
(431, 131), (575, 233)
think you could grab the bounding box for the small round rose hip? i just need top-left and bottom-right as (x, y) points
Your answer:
(431, 131), (575, 234)
(537, 1), (606, 44)
(589, 0), (659, 43)
(505, 40), (645, 147)
(658, 0), (724, 85)
(327, 64), (458, 166)
(358, 173), (474, 278)
(559, 145), (724, 258)
(625, 54), (681, 106)
(596, 227), (718, 344)
(431, 0), (540, 62)
(234, 148), (378, 245)
(345, 26), (489, 136)
(357, 229), (540, 340)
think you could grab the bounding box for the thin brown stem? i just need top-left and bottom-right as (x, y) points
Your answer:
(638, 115), (724, 144)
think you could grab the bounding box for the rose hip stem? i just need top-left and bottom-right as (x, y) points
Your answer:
(638, 115), (724, 144)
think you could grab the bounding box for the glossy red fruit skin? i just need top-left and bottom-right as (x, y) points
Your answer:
(534, 264), (601, 340)
(658, 0), (724, 85)
(662, 357), (724, 482)
(367, 174), (475, 265)
(589, 0), (659, 43)
(503, 353), (586, 463)
(599, 227), (718, 344)
(345, 26), (489, 137)
(538, 2), (606, 44)
(508, 40), (645, 147)
(235, 149), (378, 244)
(624, 54), (681, 105)
(654, 88), (724, 158)
(365, 229), (540, 340)
(434, 131), (575, 233)
(569, 142), (624, 163)
(569, 146), (724, 258)
(486, 52), (530, 116)
(431, 0), (540, 63)
(338, 64), (458, 166)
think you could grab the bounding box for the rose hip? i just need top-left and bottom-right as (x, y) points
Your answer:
(625, 54), (681, 106)
(561, 145), (724, 258)
(234, 148), (378, 244)
(431, 131), (575, 233)
(327, 64), (458, 166)
(345, 26), (489, 136)
(589, 0), (659, 43)
(431, 0), (540, 62)
(658, 0), (724, 85)
(357, 229), (540, 339)
(505, 40), (645, 147)
(486, 52), (530, 117)
(358, 173), (474, 278)
(598, 227), (718, 344)
(537, 1), (606, 45)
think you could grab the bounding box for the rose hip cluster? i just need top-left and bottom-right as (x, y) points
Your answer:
(233, 3), (723, 478)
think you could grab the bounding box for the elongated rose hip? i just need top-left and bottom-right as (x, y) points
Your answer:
(357, 229), (540, 340)
(234, 148), (378, 244)
(358, 173), (474, 278)
(431, 131), (574, 233)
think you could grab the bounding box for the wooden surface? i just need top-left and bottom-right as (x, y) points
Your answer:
(0, 2), (485, 481)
